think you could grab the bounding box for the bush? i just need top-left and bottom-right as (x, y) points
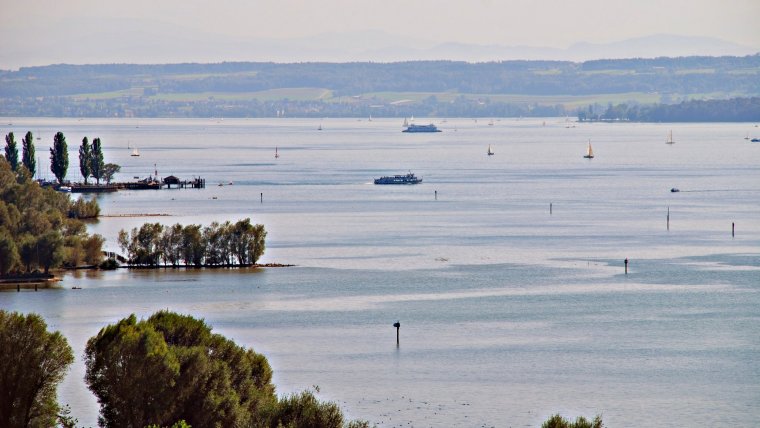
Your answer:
(99, 258), (119, 270)
(542, 413), (603, 428)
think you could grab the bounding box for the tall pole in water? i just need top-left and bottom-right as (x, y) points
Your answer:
(393, 321), (400, 346)
(667, 206), (670, 231)
(624, 258), (629, 275)
(732, 222), (735, 238)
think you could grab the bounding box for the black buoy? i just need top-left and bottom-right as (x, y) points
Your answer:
(393, 321), (400, 346)
(624, 258), (629, 275)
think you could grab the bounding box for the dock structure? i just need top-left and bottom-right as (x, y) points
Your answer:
(48, 176), (205, 193)
(163, 175), (205, 189)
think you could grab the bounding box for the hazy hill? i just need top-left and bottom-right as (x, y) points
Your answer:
(1, 55), (759, 118)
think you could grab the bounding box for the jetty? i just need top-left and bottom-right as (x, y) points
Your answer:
(63, 176), (205, 193)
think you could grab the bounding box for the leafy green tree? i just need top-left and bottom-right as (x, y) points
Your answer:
(79, 136), (92, 184)
(91, 137), (105, 185)
(0, 311), (74, 428)
(181, 224), (204, 267)
(17, 234), (38, 273)
(263, 390), (345, 428)
(22, 131), (36, 177)
(85, 311), (276, 428)
(4, 132), (19, 171)
(49, 131), (68, 184)
(102, 162), (121, 185)
(83, 233), (105, 266)
(542, 414), (604, 428)
(0, 230), (19, 275)
(36, 230), (63, 274)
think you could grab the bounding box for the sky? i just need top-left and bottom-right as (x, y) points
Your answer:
(1, 0), (759, 69)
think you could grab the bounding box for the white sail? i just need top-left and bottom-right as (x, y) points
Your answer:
(666, 130), (675, 144)
(584, 141), (594, 158)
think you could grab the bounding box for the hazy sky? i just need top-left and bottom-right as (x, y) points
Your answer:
(1, 0), (759, 69)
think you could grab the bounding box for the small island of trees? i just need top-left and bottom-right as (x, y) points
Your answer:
(117, 219), (267, 268)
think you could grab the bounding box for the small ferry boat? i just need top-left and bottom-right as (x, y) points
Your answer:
(751, 138), (760, 142)
(402, 124), (441, 133)
(374, 172), (422, 185)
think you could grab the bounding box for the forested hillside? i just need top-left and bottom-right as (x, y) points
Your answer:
(1, 55), (758, 119)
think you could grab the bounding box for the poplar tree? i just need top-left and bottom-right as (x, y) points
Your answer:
(79, 136), (92, 184)
(49, 132), (68, 184)
(4, 132), (18, 171)
(22, 131), (35, 177)
(91, 137), (105, 185)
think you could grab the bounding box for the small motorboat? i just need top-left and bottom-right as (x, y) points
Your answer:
(670, 188), (680, 193)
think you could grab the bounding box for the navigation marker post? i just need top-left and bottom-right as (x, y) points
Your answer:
(393, 321), (400, 346)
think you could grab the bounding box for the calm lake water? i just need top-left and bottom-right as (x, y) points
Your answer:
(2, 117), (759, 427)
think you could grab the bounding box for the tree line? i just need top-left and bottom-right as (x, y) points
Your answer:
(578, 97), (760, 122)
(0, 158), (103, 276)
(117, 219), (267, 267)
(4, 130), (121, 185)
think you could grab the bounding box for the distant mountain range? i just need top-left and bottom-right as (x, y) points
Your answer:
(1, 25), (757, 70)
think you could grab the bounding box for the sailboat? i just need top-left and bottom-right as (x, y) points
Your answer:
(666, 130), (675, 144)
(131, 147), (140, 157)
(275, 147), (279, 159)
(487, 144), (494, 156)
(402, 117), (409, 128)
(317, 123), (322, 131)
(583, 140), (594, 159)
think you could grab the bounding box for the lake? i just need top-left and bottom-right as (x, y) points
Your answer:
(2, 117), (759, 427)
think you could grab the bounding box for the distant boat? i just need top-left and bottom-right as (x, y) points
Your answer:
(57, 185), (72, 193)
(374, 172), (422, 185)
(402, 117), (409, 127)
(317, 124), (322, 131)
(583, 141), (594, 158)
(666, 130), (675, 144)
(751, 138), (760, 142)
(487, 144), (494, 156)
(131, 148), (140, 157)
(744, 133), (750, 140)
(403, 124), (441, 133)
(275, 147), (280, 158)
(671, 188), (680, 193)
(488, 119), (494, 126)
